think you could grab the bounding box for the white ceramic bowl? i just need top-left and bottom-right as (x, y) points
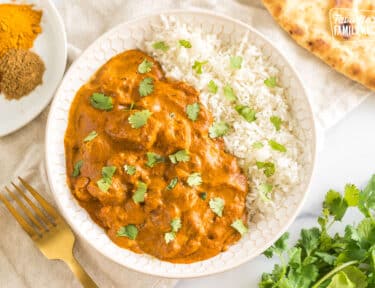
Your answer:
(46, 10), (317, 278)
(0, 0), (66, 136)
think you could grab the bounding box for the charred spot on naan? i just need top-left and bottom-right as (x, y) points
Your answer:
(306, 38), (330, 53)
(349, 63), (361, 76)
(326, 51), (345, 68)
(288, 24), (305, 36)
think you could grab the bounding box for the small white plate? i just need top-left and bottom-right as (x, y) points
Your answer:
(0, 0), (66, 137)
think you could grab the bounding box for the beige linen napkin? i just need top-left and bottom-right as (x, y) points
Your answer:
(0, 0), (373, 287)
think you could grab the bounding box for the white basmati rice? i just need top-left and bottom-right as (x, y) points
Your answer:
(138, 16), (304, 224)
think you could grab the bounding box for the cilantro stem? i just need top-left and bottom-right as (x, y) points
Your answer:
(273, 253), (288, 285)
(311, 260), (358, 288)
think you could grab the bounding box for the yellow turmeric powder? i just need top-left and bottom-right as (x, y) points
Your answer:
(0, 4), (42, 57)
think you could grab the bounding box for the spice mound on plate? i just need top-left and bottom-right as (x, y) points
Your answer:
(0, 4), (42, 57)
(0, 49), (45, 100)
(0, 3), (44, 100)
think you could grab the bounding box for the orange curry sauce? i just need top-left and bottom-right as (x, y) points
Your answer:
(64, 50), (248, 263)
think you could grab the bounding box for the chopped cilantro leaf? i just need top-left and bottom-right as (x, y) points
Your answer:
(116, 224), (138, 240)
(270, 116), (283, 131)
(179, 39), (192, 48)
(138, 77), (154, 97)
(83, 131), (98, 142)
(199, 192), (207, 200)
(209, 121), (230, 138)
(269, 140), (287, 152)
(164, 218), (182, 243)
(223, 85), (238, 102)
(128, 110), (152, 128)
(230, 55), (243, 69)
(252, 141), (264, 149)
(256, 161), (275, 177)
(187, 173), (202, 187)
(152, 41), (169, 52)
(259, 183), (273, 202)
(186, 103), (200, 121)
(169, 149), (190, 164)
(235, 105), (257, 123)
(164, 232), (175, 243)
(192, 60), (208, 74)
(146, 152), (165, 168)
(97, 178), (111, 192)
(264, 76), (277, 88)
(207, 80), (218, 94)
(90, 93), (113, 111)
(132, 181), (147, 203)
(231, 219), (248, 236)
(124, 165), (136, 175)
(72, 160), (83, 177)
(102, 166), (116, 179)
(209, 197), (225, 217)
(170, 218), (182, 232)
(137, 59), (153, 74)
(97, 166), (117, 192)
(167, 177), (178, 190)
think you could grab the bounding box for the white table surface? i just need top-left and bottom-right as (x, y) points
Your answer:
(177, 95), (375, 287)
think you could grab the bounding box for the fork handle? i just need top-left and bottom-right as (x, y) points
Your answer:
(64, 255), (98, 288)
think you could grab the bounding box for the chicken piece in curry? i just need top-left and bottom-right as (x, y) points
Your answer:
(64, 50), (249, 263)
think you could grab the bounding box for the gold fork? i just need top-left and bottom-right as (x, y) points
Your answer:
(0, 177), (98, 288)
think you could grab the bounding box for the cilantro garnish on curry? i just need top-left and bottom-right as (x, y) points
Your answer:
(64, 50), (248, 263)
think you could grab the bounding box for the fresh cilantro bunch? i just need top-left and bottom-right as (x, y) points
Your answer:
(259, 175), (375, 288)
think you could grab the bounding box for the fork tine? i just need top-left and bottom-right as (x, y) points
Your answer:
(0, 192), (39, 240)
(11, 182), (54, 228)
(5, 187), (45, 232)
(18, 177), (59, 219)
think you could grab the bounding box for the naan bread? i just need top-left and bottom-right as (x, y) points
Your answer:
(262, 0), (375, 91)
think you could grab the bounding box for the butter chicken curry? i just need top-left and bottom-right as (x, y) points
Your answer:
(64, 50), (248, 263)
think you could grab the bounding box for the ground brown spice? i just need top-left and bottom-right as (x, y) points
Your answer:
(0, 49), (45, 100)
